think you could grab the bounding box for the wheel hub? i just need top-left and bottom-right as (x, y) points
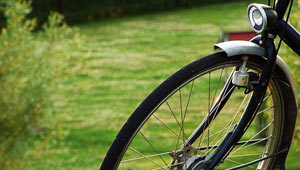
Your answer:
(170, 146), (209, 170)
(182, 155), (207, 170)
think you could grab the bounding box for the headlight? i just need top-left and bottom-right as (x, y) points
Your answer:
(248, 3), (277, 33)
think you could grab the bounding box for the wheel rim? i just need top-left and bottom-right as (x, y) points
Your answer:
(114, 60), (283, 170)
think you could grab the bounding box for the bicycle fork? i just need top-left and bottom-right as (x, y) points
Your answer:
(183, 36), (279, 170)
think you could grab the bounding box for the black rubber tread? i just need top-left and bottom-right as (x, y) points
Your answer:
(100, 52), (297, 170)
(270, 60), (298, 169)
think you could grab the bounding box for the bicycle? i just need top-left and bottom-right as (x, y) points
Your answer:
(100, 0), (299, 169)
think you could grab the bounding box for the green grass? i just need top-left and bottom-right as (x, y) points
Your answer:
(26, 1), (300, 169)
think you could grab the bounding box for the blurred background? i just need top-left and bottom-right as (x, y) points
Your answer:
(0, 0), (299, 169)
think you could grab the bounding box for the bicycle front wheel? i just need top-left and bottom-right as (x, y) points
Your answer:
(100, 52), (290, 170)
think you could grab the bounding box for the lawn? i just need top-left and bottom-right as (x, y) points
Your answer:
(26, 1), (300, 169)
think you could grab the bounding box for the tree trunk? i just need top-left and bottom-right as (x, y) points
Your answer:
(57, 0), (63, 13)
(121, 0), (126, 15)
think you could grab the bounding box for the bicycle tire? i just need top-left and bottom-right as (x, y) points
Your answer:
(100, 52), (297, 170)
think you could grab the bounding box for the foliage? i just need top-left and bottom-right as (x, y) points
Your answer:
(28, 0), (242, 24)
(0, 0), (83, 169)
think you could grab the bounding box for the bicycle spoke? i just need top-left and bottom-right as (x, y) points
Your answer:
(197, 84), (235, 153)
(230, 121), (273, 156)
(228, 153), (262, 158)
(262, 92), (272, 102)
(139, 131), (169, 167)
(202, 88), (251, 156)
(127, 147), (164, 169)
(183, 80), (194, 131)
(226, 159), (256, 169)
(202, 123), (238, 156)
(121, 151), (174, 163)
(211, 68), (225, 109)
(232, 136), (271, 156)
(225, 149), (288, 170)
(202, 68), (225, 154)
(152, 162), (184, 170)
(196, 138), (272, 151)
(256, 105), (274, 115)
(207, 72), (211, 152)
(166, 101), (184, 133)
(200, 124), (235, 144)
(199, 86), (235, 153)
(152, 114), (185, 143)
(221, 92), (251, 138)
(197, 71), (213, 149)
(178, 80), (195, 149)
(165, 101), (184, 151)
(179, 89), (184, 141)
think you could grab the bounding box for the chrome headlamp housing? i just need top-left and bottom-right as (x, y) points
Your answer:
(248, 3), (277, 33)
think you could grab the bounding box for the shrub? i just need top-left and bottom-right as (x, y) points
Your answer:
(0, 0), (83, 168)
(28, 0), (243, 24)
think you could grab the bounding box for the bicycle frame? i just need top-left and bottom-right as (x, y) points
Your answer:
(274, 20), (300, 55)
(273, 0), (300, 56)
